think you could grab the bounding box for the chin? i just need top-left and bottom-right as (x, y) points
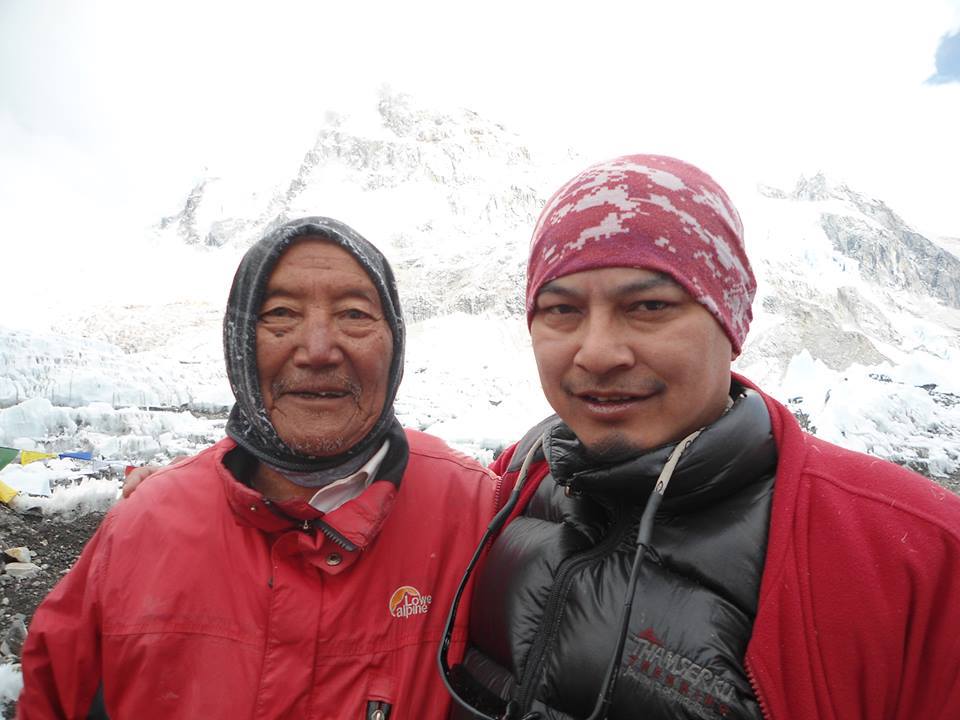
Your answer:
(284, 435), (347, 457)
(582, 434), (650, 463)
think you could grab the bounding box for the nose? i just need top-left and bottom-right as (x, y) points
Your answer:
(573, 313), (634, 376)
(293, 313), (344, 368)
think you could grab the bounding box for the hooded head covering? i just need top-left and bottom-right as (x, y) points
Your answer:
(525, 154), (756, 352)
(223, 216), (405, 480)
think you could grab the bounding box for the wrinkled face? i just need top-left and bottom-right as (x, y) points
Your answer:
(530, 267), (735, 457)
(256, 238), (392, 457)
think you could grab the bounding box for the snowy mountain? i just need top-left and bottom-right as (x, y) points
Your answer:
(155, 89), (566, 321)
(1, 88), (958, 504)
(737, 173), (960, 483)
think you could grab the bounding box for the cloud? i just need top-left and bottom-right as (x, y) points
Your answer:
(927, 31), (960, 84)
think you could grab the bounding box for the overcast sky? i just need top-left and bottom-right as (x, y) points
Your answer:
(1, 0), (959, 242)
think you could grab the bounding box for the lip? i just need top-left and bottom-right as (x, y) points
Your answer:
(281, 388), (352, 400)
(570, 390), (659, 419)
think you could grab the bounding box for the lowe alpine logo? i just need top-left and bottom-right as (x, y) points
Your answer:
(388, 585), (432, 620)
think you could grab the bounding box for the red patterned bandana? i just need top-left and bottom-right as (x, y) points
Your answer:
(526, 154), (756, 352)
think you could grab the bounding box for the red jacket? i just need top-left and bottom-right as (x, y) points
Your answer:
(486, 379), (960, 719)
(18, 431), (500, 719)
(743, 381), (960, 719)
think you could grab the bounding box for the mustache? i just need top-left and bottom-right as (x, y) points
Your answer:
(271, 373), (362, 401)
(561, 377), (667, 396)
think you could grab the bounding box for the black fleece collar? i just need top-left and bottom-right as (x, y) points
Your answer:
(543, 385), (777, 510)
(224, 419), (410, 495)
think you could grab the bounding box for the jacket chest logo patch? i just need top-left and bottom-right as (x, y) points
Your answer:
(622, 627), (738, 717)
(388, 585), (432, 620)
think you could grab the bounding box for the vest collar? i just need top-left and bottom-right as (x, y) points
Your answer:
(543, 385), (777, 510)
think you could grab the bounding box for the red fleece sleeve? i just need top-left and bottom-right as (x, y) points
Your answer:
(17, 515), (112, 719)
(488, 443), (518, 477)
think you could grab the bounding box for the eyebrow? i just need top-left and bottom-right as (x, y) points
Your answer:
(538, 272), (678, 298)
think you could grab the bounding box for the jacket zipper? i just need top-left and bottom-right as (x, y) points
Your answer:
(312, 518), (359, 551)
(516, 505), (632, 711)
(745, 657), (772, 720)
(365, 700), (392, 720)
(260, 498), (359, 552)
(493, 473), (507, 515)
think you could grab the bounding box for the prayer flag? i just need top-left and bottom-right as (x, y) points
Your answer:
(0, 479), (17, 504)
(20, 451), (57, 465)
(59, 451), (94, 461)
(0, 447), (18, 472)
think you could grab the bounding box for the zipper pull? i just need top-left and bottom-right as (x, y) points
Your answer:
(302, 518), (311, 531)
(366, 700), (391, 720)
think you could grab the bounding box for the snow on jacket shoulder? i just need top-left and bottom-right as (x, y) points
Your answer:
(17, 431), (500, 720)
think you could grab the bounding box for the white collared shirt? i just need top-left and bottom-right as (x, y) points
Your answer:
(307, 440), (391, 513)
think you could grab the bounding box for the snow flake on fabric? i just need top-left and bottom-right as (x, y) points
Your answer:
(654, 237), (676, 253)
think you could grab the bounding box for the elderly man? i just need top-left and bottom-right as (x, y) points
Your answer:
(17, 218), (499, 719)
(442, 155), (960, 719)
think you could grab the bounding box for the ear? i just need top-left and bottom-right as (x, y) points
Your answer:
(730, 349), (740, 362)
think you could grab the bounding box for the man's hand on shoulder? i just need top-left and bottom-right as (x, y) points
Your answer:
(122, 456), (189, 498)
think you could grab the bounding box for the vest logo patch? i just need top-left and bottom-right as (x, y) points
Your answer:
(623, 627), (737, 718)
(388, 585), (432, 620)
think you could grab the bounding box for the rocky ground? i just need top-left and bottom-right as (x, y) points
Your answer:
(0, 505), (106, 718)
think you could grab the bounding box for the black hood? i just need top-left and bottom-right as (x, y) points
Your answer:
(223, 216), (405, 475)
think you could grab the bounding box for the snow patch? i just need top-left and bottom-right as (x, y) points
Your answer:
(0, 663), (22, 707)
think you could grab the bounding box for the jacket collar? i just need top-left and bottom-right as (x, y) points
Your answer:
(214, 433), (408, 573)
(543, 384), (777, 510)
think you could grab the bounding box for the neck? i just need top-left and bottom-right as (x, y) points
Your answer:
(251, 464), (318, 502)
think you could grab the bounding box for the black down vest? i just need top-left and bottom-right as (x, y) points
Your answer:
(450, 388), (777, 720)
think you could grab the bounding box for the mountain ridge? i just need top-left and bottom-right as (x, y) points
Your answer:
(1, 89), (957, 484)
